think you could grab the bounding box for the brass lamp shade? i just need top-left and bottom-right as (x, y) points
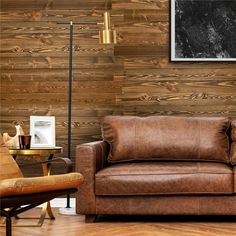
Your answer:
(99, 12), (117, 44)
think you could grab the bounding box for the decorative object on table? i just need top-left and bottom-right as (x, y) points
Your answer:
(30, 116), (55, 148)
(170, 0), (236, 61)
(2, 125), (24, 147)
(18, 135), (31, 149)
(57, 7), (117, 216)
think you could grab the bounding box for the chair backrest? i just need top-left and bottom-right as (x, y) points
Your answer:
(0, 134), (23, 181)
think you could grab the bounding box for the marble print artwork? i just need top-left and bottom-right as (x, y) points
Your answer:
(171, 0), (236, 61)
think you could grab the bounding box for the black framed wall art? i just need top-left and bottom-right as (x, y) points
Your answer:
(170, 0), (236, 62)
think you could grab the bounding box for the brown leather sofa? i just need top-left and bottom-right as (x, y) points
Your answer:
(76, 116), (236, 222)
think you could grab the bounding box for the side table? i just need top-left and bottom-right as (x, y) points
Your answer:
(8, 147), (63, 226)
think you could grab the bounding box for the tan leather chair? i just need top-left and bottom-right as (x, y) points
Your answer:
(0, 135), (84, 236)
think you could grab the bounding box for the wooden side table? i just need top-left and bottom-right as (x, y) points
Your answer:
(8, 147), (63, 227)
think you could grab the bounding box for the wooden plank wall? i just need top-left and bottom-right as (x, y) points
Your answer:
(1, 0), (236, 175)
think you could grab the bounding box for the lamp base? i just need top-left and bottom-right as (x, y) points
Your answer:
(58, 207), (77, 216)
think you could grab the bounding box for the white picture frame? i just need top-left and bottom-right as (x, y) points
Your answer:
(30, 116), (56, 148)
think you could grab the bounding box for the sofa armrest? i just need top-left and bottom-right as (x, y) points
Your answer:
(47, 157), (73, 173)
(76, 141), (110, 214)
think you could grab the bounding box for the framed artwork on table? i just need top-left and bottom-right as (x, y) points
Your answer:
(170, 0), (236, 62)
(30, 116), (56, 148)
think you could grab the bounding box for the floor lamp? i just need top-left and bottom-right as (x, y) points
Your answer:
(58, 11), (117, 215)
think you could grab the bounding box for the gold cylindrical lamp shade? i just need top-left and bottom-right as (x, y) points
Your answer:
(99, 12), (117, 44)
(99, 29), (117, 44)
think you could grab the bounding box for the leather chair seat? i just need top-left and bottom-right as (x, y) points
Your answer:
(95, 162), (233, 195)
(0, 173), (83, 197)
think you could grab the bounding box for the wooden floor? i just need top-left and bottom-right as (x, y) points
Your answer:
(1, 208), (236, 236)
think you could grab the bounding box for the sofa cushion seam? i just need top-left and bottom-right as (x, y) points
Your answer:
(96, 173), (232, 177)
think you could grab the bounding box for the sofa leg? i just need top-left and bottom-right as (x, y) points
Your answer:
(85, 214), (97, 223)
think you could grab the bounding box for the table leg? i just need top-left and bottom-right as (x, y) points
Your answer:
(37, 203), (49, 226)
(41, 159), (48, 176)
(41, 154), (53, 176)
(40, 155), (55, 220)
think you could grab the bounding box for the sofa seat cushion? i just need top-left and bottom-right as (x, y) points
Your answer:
(95, 162), (233, 196)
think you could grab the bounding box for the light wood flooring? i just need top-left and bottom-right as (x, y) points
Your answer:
(1, 208), (236, 236)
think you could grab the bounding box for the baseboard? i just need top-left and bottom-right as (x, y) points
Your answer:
(37, 198), (75, 208)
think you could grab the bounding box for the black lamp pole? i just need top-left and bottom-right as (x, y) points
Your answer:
(57, 13), (116, 212)
(67, 21), (73, 208)
(68, 21), (73, 162)
(58, 21), (97, 210)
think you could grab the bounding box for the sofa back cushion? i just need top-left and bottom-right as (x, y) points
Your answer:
(230, 119), (236, 164)
(102, 116), (230, 163)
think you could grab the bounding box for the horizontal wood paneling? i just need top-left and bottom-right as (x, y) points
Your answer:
(0, 10), (123, 23)
(113, 0), (168, 10)
(1, 0), (236, 177)
(0, 56), (123, 70)
(0, 0), (112, 10)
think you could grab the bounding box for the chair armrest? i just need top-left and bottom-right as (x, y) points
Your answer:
(76, 141), (110, 215)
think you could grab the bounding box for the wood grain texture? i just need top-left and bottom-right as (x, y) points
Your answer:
(1, 0), (236, 177)
(0, 208), (236, 236)
(0, 0), (112, 10)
